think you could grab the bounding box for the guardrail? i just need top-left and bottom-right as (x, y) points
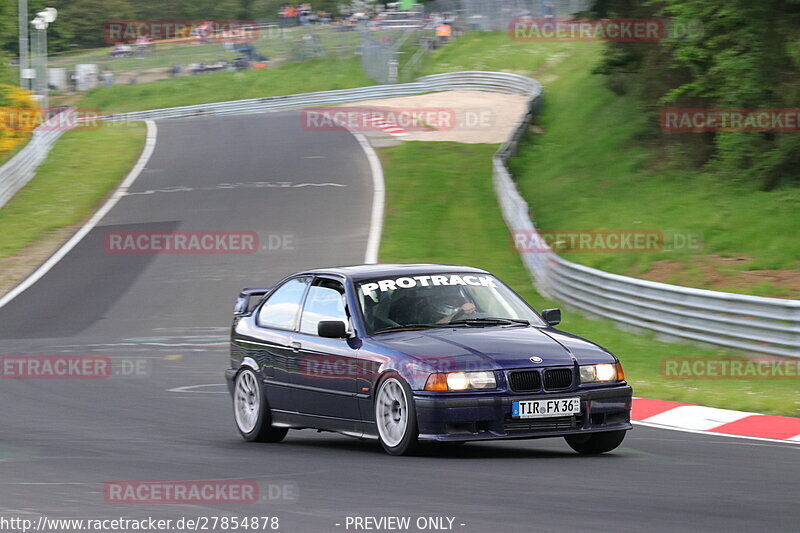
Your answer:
(0, 73), (530, 207)
(100, 71), (537, 122)
(489, 78), (800, 359)
(2, 71), (797, 357)
(0, 109), (75, 208)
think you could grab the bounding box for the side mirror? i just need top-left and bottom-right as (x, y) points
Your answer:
(541, 308), (561, 326)
(318, 320), (348, 339)
(233, 287), (271, 317)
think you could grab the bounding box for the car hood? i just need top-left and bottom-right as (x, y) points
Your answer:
(370, 326), (616, 372)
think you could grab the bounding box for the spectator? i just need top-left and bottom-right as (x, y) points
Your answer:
(286, 5), (298, 27)
(436, 23), (452, 46)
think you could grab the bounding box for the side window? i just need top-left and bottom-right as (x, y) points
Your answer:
(299, 279), (347, 336)
(257, 277), (311, 330)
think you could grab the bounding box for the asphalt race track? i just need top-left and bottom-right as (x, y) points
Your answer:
(0, 111), (797, 533)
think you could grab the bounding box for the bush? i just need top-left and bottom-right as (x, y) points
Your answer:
(0, 85), (37, 154)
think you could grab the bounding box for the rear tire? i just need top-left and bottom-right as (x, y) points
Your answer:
(374, 375), (420, 456)
(233, 368), (288, 443)
(564, 430), (626, 454)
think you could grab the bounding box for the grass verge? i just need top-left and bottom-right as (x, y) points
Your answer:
(0, 123), (146, 289)
(77, 57), (373, 113)
(378, 141), (800, 417)
(506, 42), (800, 297)
(409, 32), (800, 298)
(418, 32), (576, 76)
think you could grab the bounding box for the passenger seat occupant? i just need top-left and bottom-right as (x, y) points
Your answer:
(387, 287), (429, 325)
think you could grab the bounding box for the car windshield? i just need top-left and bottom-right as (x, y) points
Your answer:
(356, 273), (545, 334)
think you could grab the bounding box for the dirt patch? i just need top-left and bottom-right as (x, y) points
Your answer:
(339, 90), (531, 144)
(0, 227), (78, 299)
(116, 67), (173, 85)
(637, 255), (800, 299)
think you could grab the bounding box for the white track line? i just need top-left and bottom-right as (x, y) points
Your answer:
(348, 130), (385, 265)
(0, 120), (158, 309)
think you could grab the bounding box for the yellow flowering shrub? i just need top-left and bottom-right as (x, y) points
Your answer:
(0, 85), (38, 154)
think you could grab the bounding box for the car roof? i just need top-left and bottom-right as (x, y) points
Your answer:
(296, 263), (491, 281)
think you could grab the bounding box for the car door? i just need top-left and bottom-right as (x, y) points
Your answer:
(249, 276), (311, 412)
(291, 276), (361, 421)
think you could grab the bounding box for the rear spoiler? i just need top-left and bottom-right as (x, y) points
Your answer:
(233, 287), (272, 316)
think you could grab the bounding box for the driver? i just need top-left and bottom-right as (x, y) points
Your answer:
(433, 286), (477, 324)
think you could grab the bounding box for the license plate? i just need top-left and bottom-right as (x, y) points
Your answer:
(512, 397), (581, 419)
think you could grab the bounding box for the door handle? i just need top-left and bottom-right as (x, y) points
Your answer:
(289, 341), (302, 352)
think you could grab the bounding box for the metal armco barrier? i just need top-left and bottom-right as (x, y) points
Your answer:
(0, 109), (75, 208)
(98, 72), (538, 122)
(1, 72), (797, 357)
(488, 76), (800, 359)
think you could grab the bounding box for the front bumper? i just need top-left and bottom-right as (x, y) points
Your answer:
(414, 384), (632, 441)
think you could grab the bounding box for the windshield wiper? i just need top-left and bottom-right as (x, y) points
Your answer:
(373, 318), (529, 334)
(449, 317), (530, 326)
(372, 323), (455, 334)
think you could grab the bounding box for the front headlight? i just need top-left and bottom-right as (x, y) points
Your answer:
(579, 363), (625, 383)
(425, 371), (497, 391)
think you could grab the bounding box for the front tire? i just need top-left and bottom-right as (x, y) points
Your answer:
(233, 368), (288, 443)
(564, 430), (626, 454)
(374, 376), (420, 456)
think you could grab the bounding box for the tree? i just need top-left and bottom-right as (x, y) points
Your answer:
(179, 0), (246, 20)
(593, 0), (800, 189)
(58, 0), (135, 49)
(0, 1), (15, 85)
(251, 0), (286, 20)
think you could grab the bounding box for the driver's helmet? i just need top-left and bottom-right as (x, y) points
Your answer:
(431, 285), (468, 319)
